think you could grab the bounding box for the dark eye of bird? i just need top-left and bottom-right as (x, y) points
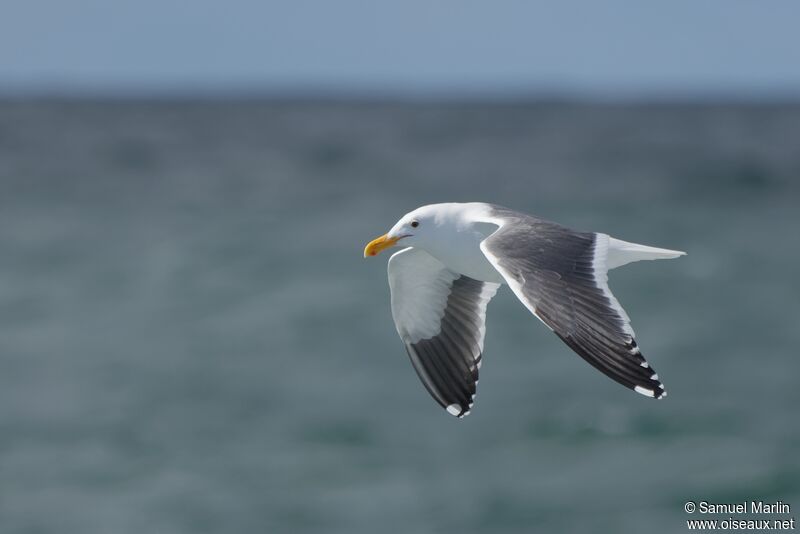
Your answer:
(410, 220), (419, 228)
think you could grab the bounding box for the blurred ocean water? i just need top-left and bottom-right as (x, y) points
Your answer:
(0, 100), (798, 533)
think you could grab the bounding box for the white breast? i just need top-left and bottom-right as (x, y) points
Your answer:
(423, 224), (505, 284)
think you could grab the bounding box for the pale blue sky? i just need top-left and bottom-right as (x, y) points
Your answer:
(2, 0), (799, 96)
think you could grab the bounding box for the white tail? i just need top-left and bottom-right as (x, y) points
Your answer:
(605, 236), (686, 270)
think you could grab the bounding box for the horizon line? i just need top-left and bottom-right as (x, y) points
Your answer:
(1, 85), (800, 105)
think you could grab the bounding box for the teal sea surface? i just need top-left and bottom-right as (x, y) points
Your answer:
(1, 100), (798, 533)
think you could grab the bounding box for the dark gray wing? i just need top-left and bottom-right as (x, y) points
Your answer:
(479, 212), (666, 399)
(388, 247), (500, 417)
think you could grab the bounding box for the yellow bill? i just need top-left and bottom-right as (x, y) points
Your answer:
(364, 234), (401, 257)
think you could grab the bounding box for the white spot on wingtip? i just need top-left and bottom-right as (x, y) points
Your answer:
(650, 373), (659, 380)
(634, 386), (655, 398)
(446, 404), (461, 416)
(640, 361), (649, 368)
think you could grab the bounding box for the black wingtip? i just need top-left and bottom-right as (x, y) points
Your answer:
(634, 384), (668, 399)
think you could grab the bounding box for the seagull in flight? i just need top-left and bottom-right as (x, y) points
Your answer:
(364, 203), (685, 418)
